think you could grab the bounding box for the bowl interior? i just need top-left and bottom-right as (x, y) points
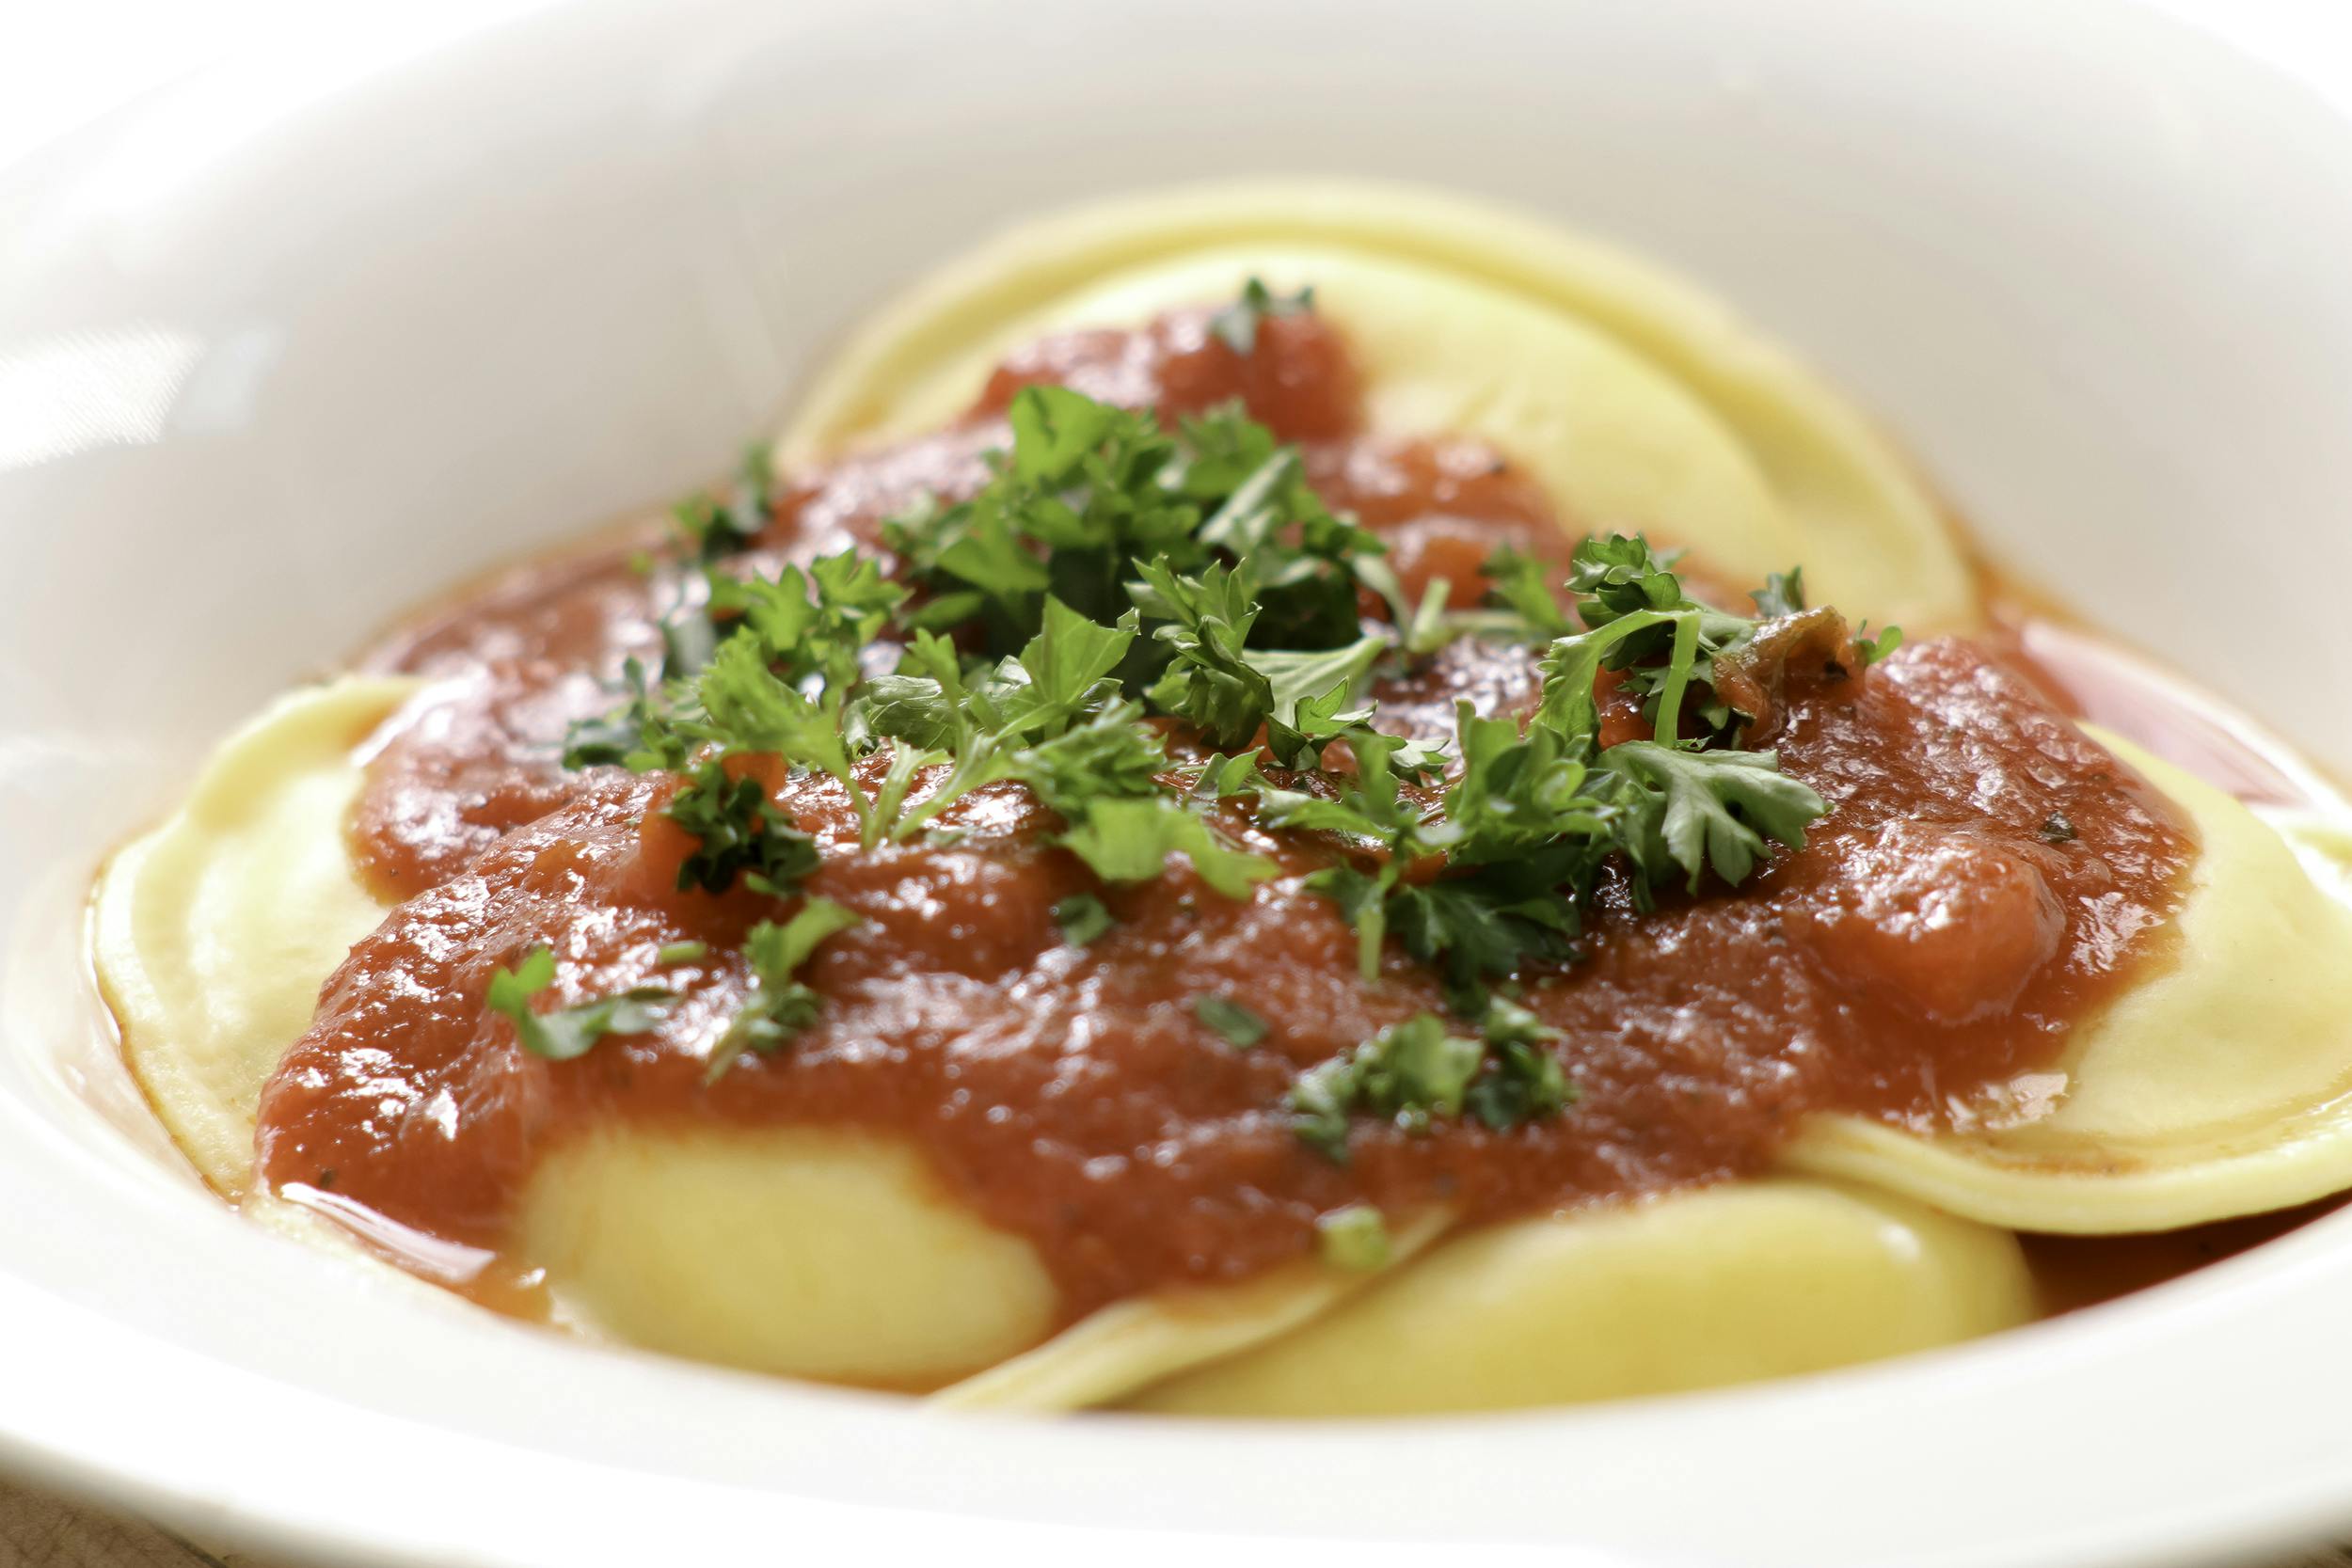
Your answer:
(4, 2), (2352, 1565)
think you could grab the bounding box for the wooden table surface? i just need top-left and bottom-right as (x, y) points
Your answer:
(7, 1471), (2352, 1568)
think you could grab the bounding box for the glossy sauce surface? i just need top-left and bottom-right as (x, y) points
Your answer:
(260, 308), (2199, 1323)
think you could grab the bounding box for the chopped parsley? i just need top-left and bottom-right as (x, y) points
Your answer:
(1290, 1013), (1485, 1162)
(1208, 277), (1315, 356)
(1464, 997), (1578, 1132)
(537, 355), (1890, 1172)
(485, 947), (672, 1062)
(670, 441), (776, 563)
(663, 761), (818, 895)
(1288, 1006), (1574, 1162)
(704, 898), (863, 1082)
(655, 941), (708, 965)
(1314, 1203), (1391, 1271)
(1051, 893), (1114, 945)
(1192, 993), (1268, 1049)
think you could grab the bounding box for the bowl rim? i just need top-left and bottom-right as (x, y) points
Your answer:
(9, 3), (2352, 1566)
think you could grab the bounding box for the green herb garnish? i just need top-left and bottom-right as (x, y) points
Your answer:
(545, 361), (1887, 1147)
(670, 441), (776, 563)
(485, 947), (673, 1062)
(663, 761), (818, 895)
(1314, 1203), (1391, 1270)
(1208, 277), (1315, 357)
(1289, 1013), (1485, 1163)
(705, 898), (864, 1081)
(1192, 994), (1268, 1049)
(1051, 894), (1114, 945)
(1287, 1003), (1578, 1162)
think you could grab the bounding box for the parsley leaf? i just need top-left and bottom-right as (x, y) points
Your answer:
(1387, 864), (1583, 1001)
(1596, 740), (1824, 894)
(706, 898), (863, 1081)
(1192, 993), (1268, 1049)
(1208, 277), (1315, 356)
(1289, 1013), (1486, 1163)
(1057, 796), (1273, 900)
(1750, 566), (1806, 621)
(662, 760), (819, 895)
(562, 657), (689, 772)
(1052, 893), (1114, 945)
(1290, 1005), (1576, 1160)
(691, 635), (883, 836)
(709, 550), (907, 691)
(1480, 545), (1575, 639)
(485, 947), (673, 1063)
(1135, 558), (1273, 749)
(1007, 703), (1169, 816)
(670, 442), (775, 563)
(1464, 997), (1577, 1132)
(886, 386), (1197, 650)
(1314, 1203), (1391, 1270)
(1542, 532), (1893, 749)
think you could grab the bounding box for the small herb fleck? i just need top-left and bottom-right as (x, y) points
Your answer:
(705, 899), (864, 1081)
(1192, 993), (1268, 1050)
(1051, 893), (1114, 946)
(1315, 1204), (1391, 1271)
(664, 762), (819, 896)
(655, 941), (708, 966)
(2039, 813), (2078, 844)
(1289, 1013), (1485, 1163)
(1208, 277), (1315, 356)
(485, 946), (673, 1062)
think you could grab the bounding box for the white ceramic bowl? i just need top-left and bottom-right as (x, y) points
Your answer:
(7, 3), (2352, 1564)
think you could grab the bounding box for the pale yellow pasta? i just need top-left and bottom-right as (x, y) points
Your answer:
(93, 676), (424, 1194)
(1126, 1181), (2036, 1418)
(1785, 733), (2352, 1233)
(517, 1128), (1058, 1386)
(780, 180), (1974, 633)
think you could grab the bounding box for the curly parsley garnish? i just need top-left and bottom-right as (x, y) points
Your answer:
(1051, 894), (1114, 946)
(1192, 993), (1268, 1050)
(663, 761), (818, 895)
(1314, 1203), (1391, 1270)
(1208, 277), (1315, 357)
(537, 356), (1891, 1176)
(703, 898), (863, 1082)
(1290, 1005), (1574, 1163)
(485, 947), (673, 1062)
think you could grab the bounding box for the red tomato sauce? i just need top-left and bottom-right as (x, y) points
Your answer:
(258, 307), (2207, 1330)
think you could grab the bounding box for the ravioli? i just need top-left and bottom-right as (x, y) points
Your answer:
(95, 676), (425, 1194)
(1122, 1181), (2036, 1418)
(95, 680), (1067, 1386)
(1784, 732), (2352, 1233)
(780, 180), (1973, 634)
(937, 1212), (1452, 1413)
(518, 1127), (1059, 1386)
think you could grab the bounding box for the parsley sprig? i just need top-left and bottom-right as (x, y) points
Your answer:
(1207, 277), (1315, 356)
(485, 947), (672, 1062)
(1289, 1004), (1573, 1163)
(703, 898), (863, 1081)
